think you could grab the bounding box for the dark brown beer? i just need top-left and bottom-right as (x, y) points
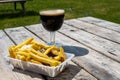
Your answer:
(40, 9), (64, 31)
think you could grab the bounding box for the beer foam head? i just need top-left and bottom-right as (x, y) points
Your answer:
(40, 9), (64, 16)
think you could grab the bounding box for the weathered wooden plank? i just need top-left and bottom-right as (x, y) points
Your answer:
(46, 62), (97, 80)
(25, 24), (97, 80)
(25, 24), (120, 80)
(0, 30), (25, 80)
(64, 19), (120, 44)
(4, 27), (45, 44)
(3, 28), (45, 80)
(60, 24), (120, 63)
(78, 17), (120, 33)
(0, 54), (16, 80)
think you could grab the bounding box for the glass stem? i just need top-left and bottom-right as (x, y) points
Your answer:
(50, 32), (55, 45)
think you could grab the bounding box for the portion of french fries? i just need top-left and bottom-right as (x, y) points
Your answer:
(9, 38), (67, 67)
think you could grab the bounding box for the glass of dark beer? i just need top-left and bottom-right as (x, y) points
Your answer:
(40, 9), (65, 45)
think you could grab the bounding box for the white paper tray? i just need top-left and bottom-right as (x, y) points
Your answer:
(9, 53), (75, 77)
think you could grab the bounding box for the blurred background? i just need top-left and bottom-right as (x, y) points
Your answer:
(0, 0), (120, 29)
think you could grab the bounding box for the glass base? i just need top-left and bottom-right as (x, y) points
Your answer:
(47, 42), (62, 47)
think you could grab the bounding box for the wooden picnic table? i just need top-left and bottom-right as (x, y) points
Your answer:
(0, 16), (120, 80)
(0, 0), (31, 12)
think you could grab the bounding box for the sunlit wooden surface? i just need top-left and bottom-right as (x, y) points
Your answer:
(0, 17), (120, 80)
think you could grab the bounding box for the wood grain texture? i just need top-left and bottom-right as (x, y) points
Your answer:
(25, 24), (97, 80)
(78, 17), (120, 33)
(3, 28), (45, 80)
(1, 17), (120, 80)
(4, 27), (45, 44)
(0, 30), (20, 80)
(59, 24), (120, 63)
(25, 24), (120, 80)
(46, 62), (97, 80)
(65, 19), (120, 44)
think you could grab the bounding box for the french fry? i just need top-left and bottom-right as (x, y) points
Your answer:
(52, 50), (63, 61)
(30, 48), (49, 58)
(30, 59), (42, 64)
(53, 46), (60, 51)
(16, 51), (31, 61)
(51, 50), (59, 56)
(44, 45), (55, 55)
(59, 47), (66, 61)
(54, 55), (61, 61)
(9, 46), (16, 58)
(31, 43), (41, 50)
(29, 51), (61, 67)
(32, 40), (49, 49)
(14, 38), (34, 50)
(16, 54), (25, 61)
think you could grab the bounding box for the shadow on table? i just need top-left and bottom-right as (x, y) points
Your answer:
(47, 64), (81, 80)
(13, 64), (81, 80)
(63, 45), (89, 56)
(0, 10), (39, 19)
(13, 68), (45, 79)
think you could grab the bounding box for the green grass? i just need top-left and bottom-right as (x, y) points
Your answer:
(0, 0), (120, 29)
